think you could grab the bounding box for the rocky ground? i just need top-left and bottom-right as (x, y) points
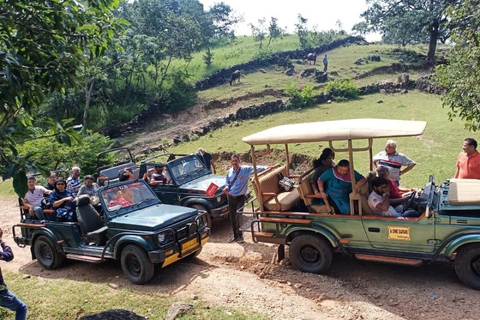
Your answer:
(1, 196), (479, 320)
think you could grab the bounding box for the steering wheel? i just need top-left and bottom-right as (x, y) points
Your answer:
(401, 190), (417, 214)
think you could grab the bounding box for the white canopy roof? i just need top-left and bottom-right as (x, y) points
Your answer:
(242, 118), (427, 145)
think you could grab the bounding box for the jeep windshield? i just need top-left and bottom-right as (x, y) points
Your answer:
(101, 181), (159, 215)
(168, 155), (209, 185)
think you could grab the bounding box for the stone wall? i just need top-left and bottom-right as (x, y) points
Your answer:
(194, 36), (365, 90)
(353, 63), (433, 80)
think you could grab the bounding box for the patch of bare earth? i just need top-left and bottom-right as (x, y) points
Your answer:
(1, 196), (480, 320)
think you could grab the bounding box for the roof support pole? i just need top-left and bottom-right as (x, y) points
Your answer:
(251, 145), (263, 212)
(369, 138), (373, 172)
(347, 139), (363, 216)
(285, 144), (290, 176)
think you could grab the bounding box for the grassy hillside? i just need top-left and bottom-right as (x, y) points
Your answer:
(198, 43), (435, 102)
(170, 34), (303, 81)
(170, 91), (468, 189)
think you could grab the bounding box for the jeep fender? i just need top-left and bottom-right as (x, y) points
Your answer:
(285, 225), (339, 248)
(181, 198), (213, 211)
(444, 234), (480, 258)
(31, 228), (63, 259)
(114, 235), (155, 259)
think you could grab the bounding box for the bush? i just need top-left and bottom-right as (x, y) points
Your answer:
(17, 132), (115, 177)
(324, 79), (360, 100)
(285, 84), (315, 109)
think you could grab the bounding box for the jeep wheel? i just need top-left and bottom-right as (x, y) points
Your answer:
(191, 204), (212, 229)
(455, 244), (480, 290)
(289, 234), (333, 274)
(34, 236), (64, 270)
(121, 245), (154, 285)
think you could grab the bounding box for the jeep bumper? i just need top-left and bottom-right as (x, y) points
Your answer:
(211, 204), (229, 218)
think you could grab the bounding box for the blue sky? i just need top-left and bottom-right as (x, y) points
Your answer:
(199, 0), (381, 41)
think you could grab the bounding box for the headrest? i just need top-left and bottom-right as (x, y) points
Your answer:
(77, 195), (91, 207)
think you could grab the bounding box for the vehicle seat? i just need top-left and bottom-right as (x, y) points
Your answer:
(358, 179), (374, 215)
(252, 165), (301, 211)
(76, 195), (107, 245)
(297, 170), (334, 214)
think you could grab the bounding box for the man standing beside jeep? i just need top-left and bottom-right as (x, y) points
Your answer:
(455, 138), (480, 180)
(223, 154), (255, 243)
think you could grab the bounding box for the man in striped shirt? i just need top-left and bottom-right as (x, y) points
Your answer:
(372, 140), (416, 186)
(66, 166), (82, 196)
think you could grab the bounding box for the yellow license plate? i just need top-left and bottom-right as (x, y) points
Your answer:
(182, 238), (198, 250)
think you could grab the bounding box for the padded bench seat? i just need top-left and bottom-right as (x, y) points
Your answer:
(253, 165), (301, 211)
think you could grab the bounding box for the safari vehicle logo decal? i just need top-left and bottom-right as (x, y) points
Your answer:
(388, 226), (411, 241)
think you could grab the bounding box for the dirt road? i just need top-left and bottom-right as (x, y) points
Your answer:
(1, 195), (479, 320)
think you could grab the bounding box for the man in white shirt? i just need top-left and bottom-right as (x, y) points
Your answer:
(372, 140), (416, 186)
(23, 176), (52, 220)
(368, 177), (419, 218)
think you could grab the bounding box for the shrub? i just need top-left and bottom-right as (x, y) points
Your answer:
(285, 84), (315, 109)
(17, 132), (115, 177)
(324, 79), (360, 100)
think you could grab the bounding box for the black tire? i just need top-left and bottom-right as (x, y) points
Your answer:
(289, 233), (333, 274)
(455, 244), (480, 290)
(34, 235), (65, 270)
(191, 204), (212, 229)
(120, 245), (154, 285)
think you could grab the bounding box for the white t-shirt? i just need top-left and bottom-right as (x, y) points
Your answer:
(24, 186), (48, 207)
(368, 191), (401, 217)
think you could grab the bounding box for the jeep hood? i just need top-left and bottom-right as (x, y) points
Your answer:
(179, 174), (226, 193)
(110, 204), (197, 231)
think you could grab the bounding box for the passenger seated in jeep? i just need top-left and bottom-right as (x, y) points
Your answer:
(109, 191), (131, 208)
(118, 168), (134, 182)
(318, 159), (366, 214)
(150, 165), (167, 185)
(310, 148), (335, 198)
(368, 177), (419, 218)
(49, 178), (77, 221)
(44, 172), (56, 191)
(376, 166), (414, 207)
(24, 176), (52, 220)
(143, 168), (156, 184)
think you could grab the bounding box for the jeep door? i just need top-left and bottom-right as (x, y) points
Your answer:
(150, 183), (181, 206)
(361, 215), (436, 253)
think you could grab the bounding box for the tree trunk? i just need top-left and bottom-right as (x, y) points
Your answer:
(83, 81), (94, 136)
(427, 19), (439, 65)
(158, 56), (173, 91)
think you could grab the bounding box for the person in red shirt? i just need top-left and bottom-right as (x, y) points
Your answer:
(376, 166), (414, 207)
(455, 138), (480, 180)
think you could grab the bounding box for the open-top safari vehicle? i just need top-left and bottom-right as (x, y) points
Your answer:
(242, 118), (480, 290)
(138, 153), (230, 227)
(13, 179), (210, 284)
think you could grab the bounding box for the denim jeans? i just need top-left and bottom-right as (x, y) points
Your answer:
(34, 207), (45, 220)
(0, 289), (27, 320)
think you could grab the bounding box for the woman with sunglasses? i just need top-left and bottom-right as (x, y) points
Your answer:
(48, 178), (77, 221)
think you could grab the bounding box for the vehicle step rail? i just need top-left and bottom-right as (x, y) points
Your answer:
(355, 254), (423, 266)
(66, 254), (103, 263)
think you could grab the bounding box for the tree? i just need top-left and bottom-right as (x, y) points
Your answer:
(295, 14), (310, 49)
(436, 0), (480, 131)
(267, 17), (285, 46)
(356, 0), (453, 64)
(0, 0), (123, 196)
(250, 18), (267, 49)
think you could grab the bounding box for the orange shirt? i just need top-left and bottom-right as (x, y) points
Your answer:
(456, 151), (480, 179)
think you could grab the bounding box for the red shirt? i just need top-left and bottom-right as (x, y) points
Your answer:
(456, 151), (480, 179)
(389, 179), (402, 199)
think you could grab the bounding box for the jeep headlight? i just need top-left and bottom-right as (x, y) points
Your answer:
(158, 232), (170, 245)
(216, 196), (222, 203)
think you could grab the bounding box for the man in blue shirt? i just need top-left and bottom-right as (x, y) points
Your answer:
(0, 229), (28, 320)
(223, 154), (255, 243)
(323, 55), (328, 72)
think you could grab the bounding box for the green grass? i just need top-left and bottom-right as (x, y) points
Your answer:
(197, 43), (436, 102)
(0, 272), (269, 320)
(172, 35), (303, 81)
(170, 91), (469, 188)
(0, 179), (15, 197)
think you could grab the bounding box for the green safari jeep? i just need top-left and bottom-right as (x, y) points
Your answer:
(242, 118), (480, 290)
(13, 179), (210, 284)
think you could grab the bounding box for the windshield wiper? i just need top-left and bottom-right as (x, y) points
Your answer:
(133, 198), (155, 209)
